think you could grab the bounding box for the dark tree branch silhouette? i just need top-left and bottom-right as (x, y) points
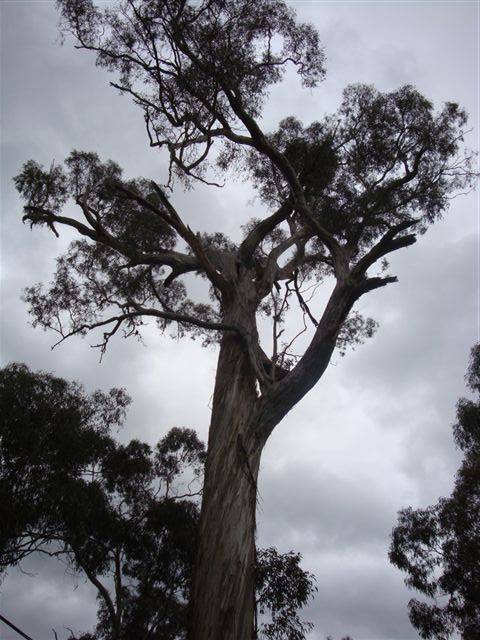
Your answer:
(0, 614), (35, 640)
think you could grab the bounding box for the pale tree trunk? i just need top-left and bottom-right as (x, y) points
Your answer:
(189, 280), (355, 639)
(189, 295), (264, 640)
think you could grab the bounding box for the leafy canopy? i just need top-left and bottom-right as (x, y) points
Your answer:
(13, 0), (476, 390)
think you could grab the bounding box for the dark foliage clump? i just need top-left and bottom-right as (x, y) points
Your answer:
(0, 363), (316, 640)
(390, 345), (480, 640)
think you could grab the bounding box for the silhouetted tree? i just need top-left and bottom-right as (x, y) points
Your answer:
(0, 363), (315, 640)
(255, 547), (316, 639)
(389, 345), (480, 639)
(14, 1), (476, 636)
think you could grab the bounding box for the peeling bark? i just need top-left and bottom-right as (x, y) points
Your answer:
(189, 278), (360, 640)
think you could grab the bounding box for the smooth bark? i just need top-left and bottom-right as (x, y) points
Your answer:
(190, 286), (263, 640)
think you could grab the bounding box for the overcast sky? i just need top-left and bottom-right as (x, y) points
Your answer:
(0, 1), (479, 639)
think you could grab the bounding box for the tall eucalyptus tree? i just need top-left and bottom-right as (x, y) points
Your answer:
(14, 0), (476, 637)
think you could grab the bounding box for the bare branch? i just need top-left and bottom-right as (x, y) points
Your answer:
(293, 273), (318, 327)
(261, 232), (310, 292)
(128, 302), (242, 334)
(0, 614), (35, 640)
(355, 275), (399, 296)
(352, 219), (419, 276)
(238, 201), (293, 265)
(50, 308), (241, 352)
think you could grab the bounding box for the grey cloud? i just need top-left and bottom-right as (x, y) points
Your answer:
(308, 557), (417, 640)
(258, 459), (402, 554)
